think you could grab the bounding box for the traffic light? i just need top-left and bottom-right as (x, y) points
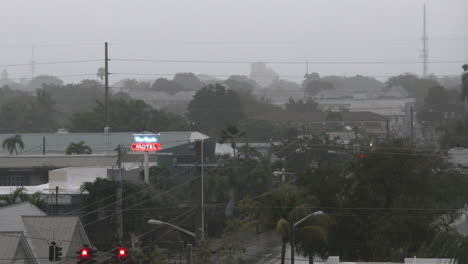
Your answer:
(48, 241), (62, 262)
(55, 246), (62, 261)
(76, 245), (97, 264)
(359, 154), (365, 158)
(112, 246), (129, 263)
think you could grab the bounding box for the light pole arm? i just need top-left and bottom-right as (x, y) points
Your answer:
(164, 222), (196, 238)
(294, 213), (315, 228)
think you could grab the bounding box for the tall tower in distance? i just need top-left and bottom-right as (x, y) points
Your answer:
(31, 46), (35, 79)
(421, 4), (429, 78)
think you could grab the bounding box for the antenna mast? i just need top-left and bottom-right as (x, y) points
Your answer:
(422, 4), (428, 77)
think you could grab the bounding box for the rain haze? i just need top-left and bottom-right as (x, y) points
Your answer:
(0, 0), (466, 82)
(2, 1), (468, 264)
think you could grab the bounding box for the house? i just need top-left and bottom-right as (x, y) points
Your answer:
(0, 232), (37, 264)
(252, 111), (389, 138)
(448, 147), (468, 167)
(0, 202), (91, 264)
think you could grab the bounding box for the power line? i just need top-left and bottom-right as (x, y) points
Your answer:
(0, 59), (101, 68)
(111, 72), (461, 79)
(1, 73), (97, 81)
(112, 58), (465, 65)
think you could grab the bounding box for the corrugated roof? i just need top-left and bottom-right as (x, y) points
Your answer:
(22, 216), (88, 263)
(0, 232), (21, 260)
(0, 202), (46, 232)
(0, 131), (203, 156)
(0, 155), (118, 169)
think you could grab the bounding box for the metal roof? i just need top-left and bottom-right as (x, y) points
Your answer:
(0, 203), (89, 263)
(0, 202), (46, 232)
(0, 131), (206, 156)
(0, 232), (21, 261)
(0, 155), (118, 169)
(22, 216), (90, 263)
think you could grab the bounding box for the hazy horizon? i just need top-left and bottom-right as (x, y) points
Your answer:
(1, 0), (466, 84)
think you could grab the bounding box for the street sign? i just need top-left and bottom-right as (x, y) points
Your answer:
(130, 142), (161, 151)
(131, 133), (161, 152)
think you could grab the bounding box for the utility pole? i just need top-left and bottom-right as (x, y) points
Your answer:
(353, 126), (360, 155)
(116, 145), (123, 243)
(42, 136), (46, 156)
(410, 106), (414, 148)
(144, 151), (149, 184)
(201, 139), (205, 240)
(385, 119), (390, 141)
(422, 4), (428, 77)
(105, 42), (110, 130)
(55, 186), (59, 215)
(304, 59), (309, 100)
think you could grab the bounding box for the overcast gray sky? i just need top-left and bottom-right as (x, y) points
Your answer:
(1, 0), (467, 84)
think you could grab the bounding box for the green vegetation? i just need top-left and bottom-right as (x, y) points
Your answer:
(2, 134), (24, 155)
(65, 141), (92, 154)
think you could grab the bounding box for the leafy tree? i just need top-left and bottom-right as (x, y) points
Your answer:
(65, 141), (92, 154)
(285, 98), (319, 113)
(42, 80), (104, 122)
(304, 80), (334, 96)
(214, 220), (246, 264)
(68, 98), (189, 132)
(27, 75), (63, 91)
(32, 89), (57, 131)
(224, 76), (255, 95)
(187, 84), (244, 136)
(147, 166), (175, 191)
(334, 142), (468, 261)
(462, 64), (468, 101)
(386, 73), (440, 110)
(173, 73), (205, 91)
(193, 239), (212, 264)
(239, 185), (319, 264)
(80, 178), (179, 250)
(152, 78), (185, 95)
(295, 213), (331, 264)
(297, 163), (345, 208)
(2, 134), (24, 155)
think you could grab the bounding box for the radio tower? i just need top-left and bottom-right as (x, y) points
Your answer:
(421, 4), (429, 77)
(31, 46), (36, 79)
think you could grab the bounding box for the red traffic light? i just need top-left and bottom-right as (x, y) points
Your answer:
(359, 154), (365, 158)
(80, 249), (89, 257)
(118, 248), (126, 256)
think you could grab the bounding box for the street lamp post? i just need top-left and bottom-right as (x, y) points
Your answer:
(148, 219), (196, 238)
(148, 219), (196, 264)
(291, 211), (324, 264)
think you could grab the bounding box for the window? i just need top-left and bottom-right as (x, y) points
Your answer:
(0, 175), (26, 186)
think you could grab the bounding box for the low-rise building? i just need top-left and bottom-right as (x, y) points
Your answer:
(0, 202), (91, 264)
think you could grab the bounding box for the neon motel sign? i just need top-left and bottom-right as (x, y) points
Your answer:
(130, 134), (161, 151)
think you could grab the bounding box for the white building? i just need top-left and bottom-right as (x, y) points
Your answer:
(312, 88), (415, 137)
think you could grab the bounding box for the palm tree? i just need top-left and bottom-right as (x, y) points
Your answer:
(424, 216), (468, 264)
(66, 141), (92, 155)
(276, 218), (290, 264)
(0, 187), (46, 209)
(219, 125), (245, 158)
(96, 67), (105, 83)
(2, 134), (25, 155)
(241, 185), (318, 264)
(294, 213), (330, 264)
